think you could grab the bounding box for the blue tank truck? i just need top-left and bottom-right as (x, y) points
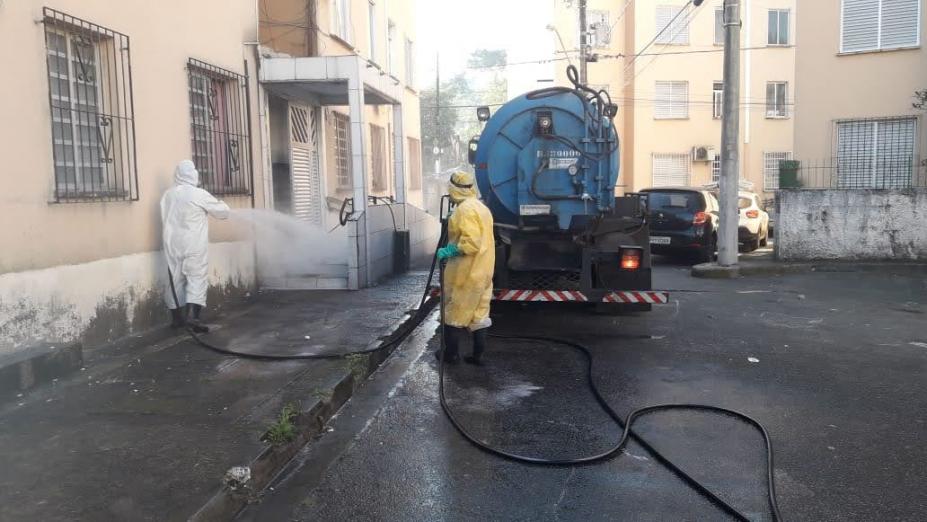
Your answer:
(468, 67), (667, 310)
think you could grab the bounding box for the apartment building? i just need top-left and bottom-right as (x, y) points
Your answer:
(551, 0), (796, 197)
(258, 0), (428, 289)
(0, 0), (262, 355)
(793, 0), (926, 188)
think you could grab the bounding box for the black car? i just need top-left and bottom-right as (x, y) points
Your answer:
(641, 187), (719, 262)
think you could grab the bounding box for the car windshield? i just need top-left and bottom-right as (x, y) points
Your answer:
(738, 197), (752, 209)
(648, 192), (700, 212)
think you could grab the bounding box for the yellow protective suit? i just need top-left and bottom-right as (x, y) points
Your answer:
(444, 171), (495, 331)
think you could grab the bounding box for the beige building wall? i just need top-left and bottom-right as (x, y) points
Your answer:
(0, 0), (263, 354)
(793, 0), (927, 164)
(552, 0), (795, 197)
(262, 0), (422, 212)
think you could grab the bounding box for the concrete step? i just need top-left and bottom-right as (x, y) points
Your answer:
(260, 276), (349, 290)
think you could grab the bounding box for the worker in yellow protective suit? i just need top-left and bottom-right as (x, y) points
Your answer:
(436, 171), (495, 365)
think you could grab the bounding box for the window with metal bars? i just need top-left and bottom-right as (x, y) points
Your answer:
(712, 156), (721, 182)
(43, 8), (138, 202)
(408, 137), (422, 190)
(836, 117), (917, 189)
(187, 59), (252, 195)
(370, 124), (387, 191)
(764, 151), (792, 191)
(333, 111), (352, 189)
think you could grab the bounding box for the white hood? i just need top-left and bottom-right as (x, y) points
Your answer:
(174, 160), (199, 187)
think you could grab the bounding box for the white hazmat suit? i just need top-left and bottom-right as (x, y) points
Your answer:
(161, 160), (230, 309)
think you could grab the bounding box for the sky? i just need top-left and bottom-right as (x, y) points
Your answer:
(414, 0), (557, 95)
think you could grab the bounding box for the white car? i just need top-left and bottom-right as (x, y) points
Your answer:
(738, 192), (770, 251)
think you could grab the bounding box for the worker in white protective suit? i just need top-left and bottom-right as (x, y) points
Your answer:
(161, 160), (230, 332)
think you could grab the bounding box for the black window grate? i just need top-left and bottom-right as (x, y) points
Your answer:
(186, 58), (253, 196)
(43, 7), (139, 203)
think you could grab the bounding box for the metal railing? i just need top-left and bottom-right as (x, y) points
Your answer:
(186, 59), (253, 196)
(782, 156), (927, 190)
(43, 8), (139, 202)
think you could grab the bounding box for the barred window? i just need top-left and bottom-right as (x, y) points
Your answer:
(712, 81), (723, 119)
(408, 137), (422, 190)
(370, 124), (387, 191)
(836, 118), (917, 189)
(764, 151), (792, 191)
(43, 8), (138, 202)
(333, 111), (352, 188)
(187, 59), (252, 195)
(712, 156), (721, 182)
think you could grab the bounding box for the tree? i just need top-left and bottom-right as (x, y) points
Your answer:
(914, 89), (927, 112)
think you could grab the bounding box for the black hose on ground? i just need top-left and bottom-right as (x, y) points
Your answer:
(436, 264), (783, 522)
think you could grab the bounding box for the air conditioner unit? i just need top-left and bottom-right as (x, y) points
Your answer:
(692, 146), (716, 162)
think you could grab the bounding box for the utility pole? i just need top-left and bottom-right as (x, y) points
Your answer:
(718, 0), (741, 267)
(434, 52), (441, 174)
(578, 0), (588, 84)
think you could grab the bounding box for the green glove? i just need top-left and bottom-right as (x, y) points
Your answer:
(437, 243), (462, 261)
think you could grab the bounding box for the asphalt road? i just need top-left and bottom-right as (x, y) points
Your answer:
(240, 262), (927, 522)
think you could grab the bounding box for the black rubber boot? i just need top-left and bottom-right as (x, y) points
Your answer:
(186, 304), (210, 334)
(436, 326), (464, 364)
(465, 329), (487, 366)
(169, 308), (186, 329)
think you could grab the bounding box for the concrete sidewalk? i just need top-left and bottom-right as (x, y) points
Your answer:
(0, 271), (435, 522)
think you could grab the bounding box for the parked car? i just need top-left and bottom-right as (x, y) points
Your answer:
(641, 187), (719, 263)
(737, 192), (770, 252)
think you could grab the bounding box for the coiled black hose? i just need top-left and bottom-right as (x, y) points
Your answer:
(436, 265), (783, 521)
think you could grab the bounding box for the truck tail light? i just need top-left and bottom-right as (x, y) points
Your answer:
(745, 210), (759, 219)
(620, 248), (642, 271)
(693, 211), (709, 225)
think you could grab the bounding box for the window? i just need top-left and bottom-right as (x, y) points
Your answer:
(408, 137), (422, 190)
(714, 8), (725, 45)
(652, 153), (691, 186)
(404, 38), (415, 85)
(187, 59), (253, 195)
(387, 20), (396, 74)
(332, 111), (352, 188)
(585, 9), (612, 49)
(768, 9), (790, 45)
(712, 81), (723, 119)
(765, 82), (788, 118)
(43, 8), (138, 202)
(841, 0), (920, 53)
(836, 118), (917, 189)
(763, 151), (792, 190)
(654, 81), (688, 119)
(331, 0), (352, 43)
(370, 124), (387, 191)
(655, 5), (690, 45)
(368, 1), (377, 62)
(712, 156), (721, 182)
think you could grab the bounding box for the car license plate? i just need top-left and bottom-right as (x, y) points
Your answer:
(650, 236), (671, 245)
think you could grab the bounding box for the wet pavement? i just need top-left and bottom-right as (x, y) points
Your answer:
(241, 262), (927, 521)
(0, 271), (431, 522)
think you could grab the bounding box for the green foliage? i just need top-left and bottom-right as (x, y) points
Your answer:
(914, 89), (927, 112)
(263, 402), (299, 446)
(420, 49), (509, 173)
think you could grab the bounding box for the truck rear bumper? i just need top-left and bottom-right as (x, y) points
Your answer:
(493, 289), (669, 304)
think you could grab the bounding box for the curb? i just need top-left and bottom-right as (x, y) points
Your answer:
(0, 343), (83, 396)
(189, 294), (438, 522)
(692, 261), (927, 278)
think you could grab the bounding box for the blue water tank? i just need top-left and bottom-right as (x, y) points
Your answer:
(473, 89), (619, 230)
